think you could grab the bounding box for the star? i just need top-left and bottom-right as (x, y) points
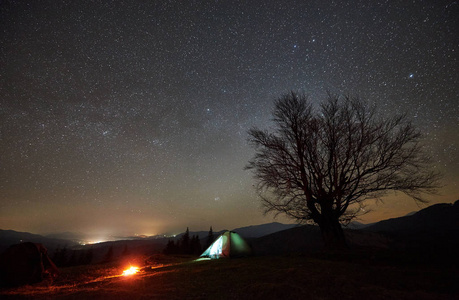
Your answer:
(0, 0), (456, 236)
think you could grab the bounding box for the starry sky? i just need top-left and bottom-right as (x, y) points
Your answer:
(1, 0), (458, 238)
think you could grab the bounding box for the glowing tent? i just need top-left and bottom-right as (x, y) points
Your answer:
(200, 231), (251, 259)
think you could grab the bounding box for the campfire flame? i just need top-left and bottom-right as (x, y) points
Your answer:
(122, 266), (140, 276)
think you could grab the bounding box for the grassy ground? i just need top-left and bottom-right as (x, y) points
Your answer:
(0, 254), (457, 299)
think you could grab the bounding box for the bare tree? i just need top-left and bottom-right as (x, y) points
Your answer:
(246, 92), (441, 249)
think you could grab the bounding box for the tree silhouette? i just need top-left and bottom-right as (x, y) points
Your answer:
(163, 240), (178, 255)
(205, 226), (214, 249)
(180, 227), (190, 254)
(246, 92), (441, 249)
(190, 235), (202, 255)
(163, 227), (204, 256)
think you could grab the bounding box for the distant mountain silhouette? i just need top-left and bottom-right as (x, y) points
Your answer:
(0, 230), (77, 253)
(361, 200), (459, 262)
(251, 224), (393, 255)
(346, 220), (372, 230)
(174, 222), (298, 241)
(173, 230), (224, 240)
(232, 222), (298, 238)
(44, 231), (87, 242)
(363, 200), (459, 239)
(346, 210), (417, 230)
(3, 201), (456, 259)
(250, 201), (459, 257)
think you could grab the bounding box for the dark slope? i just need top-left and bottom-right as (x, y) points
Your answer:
(251, 225), (323, 255)
(251, 225), (392, 256)
(250, 201), (459, 259)
(364, 200), (459, 242)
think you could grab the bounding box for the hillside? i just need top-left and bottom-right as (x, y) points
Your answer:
(364, 200), (459, 242)
(0, 230), (77, 253)
(364, 201), (458, 233)
(249, 200), (459, 263)
(2, 255), (457, 299)
(251, 225), (323, 255)
(251, 225), (393, 256)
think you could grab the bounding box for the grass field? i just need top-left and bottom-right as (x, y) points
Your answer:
(1, 253), (457, 299)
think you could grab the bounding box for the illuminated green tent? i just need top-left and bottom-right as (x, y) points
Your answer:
(200, 231), (251, 259)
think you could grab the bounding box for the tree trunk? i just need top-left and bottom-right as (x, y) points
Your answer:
(317, 212), (348, 250)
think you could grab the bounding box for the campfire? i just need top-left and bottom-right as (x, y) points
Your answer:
(122, 266), (140, 276)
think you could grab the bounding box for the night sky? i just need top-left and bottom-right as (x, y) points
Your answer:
(1, 0), (457, 239)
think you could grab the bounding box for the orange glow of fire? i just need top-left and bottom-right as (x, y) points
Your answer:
(122, 266), (140, 276)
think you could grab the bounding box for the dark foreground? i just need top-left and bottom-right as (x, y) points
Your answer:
(1, 254), (457, 300)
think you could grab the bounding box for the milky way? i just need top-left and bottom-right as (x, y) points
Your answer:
(1, 0), (457, 237)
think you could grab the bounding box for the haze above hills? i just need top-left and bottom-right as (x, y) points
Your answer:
(1, 200), (458, 255)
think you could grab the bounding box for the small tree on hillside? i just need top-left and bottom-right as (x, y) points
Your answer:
(180, 227), (190, 254)
(190, 235), (202, 255)
(205, 226), (214, 249)
(163, 228), (202, 255)
(246, 92), (441, 249)
(163, 240), (178, 255)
